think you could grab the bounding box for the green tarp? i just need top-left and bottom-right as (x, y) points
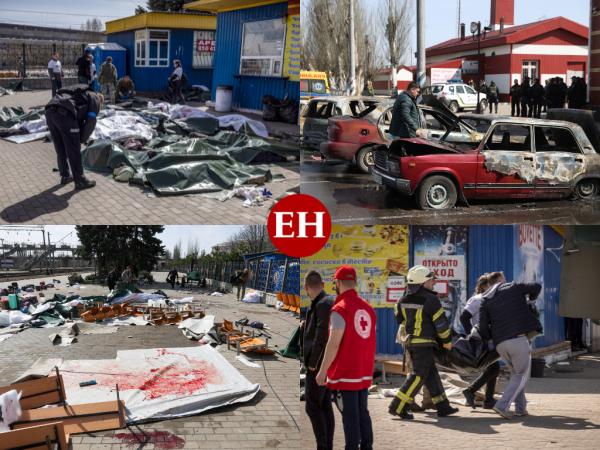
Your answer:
(0, 106), (44, 128)
(116, 282), (142, 293)
(81, 136), (282, 198)
(275, 326), (301, 359)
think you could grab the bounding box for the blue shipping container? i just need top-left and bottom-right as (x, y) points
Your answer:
(108, 29), (213, 92)
(211, 2), (299, 111)
(533, 226), (565, 349)
(467, 225), (514, 298)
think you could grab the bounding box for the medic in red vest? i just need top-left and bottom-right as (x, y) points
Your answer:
(316, 265), (376, 449)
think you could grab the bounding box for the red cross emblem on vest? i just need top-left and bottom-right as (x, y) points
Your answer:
(354, 309), (371, 339)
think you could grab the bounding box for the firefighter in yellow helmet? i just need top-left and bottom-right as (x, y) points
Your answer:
(389, 265), (459, 419)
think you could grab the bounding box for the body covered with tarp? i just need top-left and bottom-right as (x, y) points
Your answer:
(433, 328), (501, 375)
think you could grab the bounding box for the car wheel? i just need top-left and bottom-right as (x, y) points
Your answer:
(416, 175), (458, 210)
(573, 179), (599, 199)
(480, 100), (488, 111)
(449, 101), (459, 113)
(356, 147), (374, 174)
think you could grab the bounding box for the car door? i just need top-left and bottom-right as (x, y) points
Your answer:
(455, 85), (470, 108)
(475, 123), (537, 198)
(533, 125), (585, 197)
(464, 85), (477, 106)
(303, 100), (336, 148)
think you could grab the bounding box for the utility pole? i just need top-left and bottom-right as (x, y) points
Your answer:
(457, 0), (461, 38)
(416, 0), (426, 87)
(43, 228), (49, 275)
(48, 232), (52, 275)
(348, 0), (356, 95)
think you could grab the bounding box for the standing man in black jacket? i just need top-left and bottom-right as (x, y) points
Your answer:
(76, 49), (92, 85)
(509, 79), (521, 117)
(107, 269), (119, 292)
(520, 77), (532, 117)
(531, 78), (544, 118)
(45, 84), (102, 190)
(301, 270), (335, 450)
(479, 272), (542, 420)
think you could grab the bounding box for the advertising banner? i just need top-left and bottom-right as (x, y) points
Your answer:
(514, 225), (545, 336)
(431, 68), (462, 85)
(283, 0), (300, 82)
(413, 226), (467, 331)
(300, 225), (410, 308)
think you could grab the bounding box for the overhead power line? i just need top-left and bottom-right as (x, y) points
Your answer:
(0, 8), (123, 18)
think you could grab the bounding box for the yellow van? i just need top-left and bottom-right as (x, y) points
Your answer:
(300, 70), (329, 101)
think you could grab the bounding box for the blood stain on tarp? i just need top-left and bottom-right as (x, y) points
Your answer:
(100, 351), (223, 400)
(112, 431), (185, 449)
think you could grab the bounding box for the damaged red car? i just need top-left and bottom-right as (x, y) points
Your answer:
(369, 108), (600, 210)
(320, 98), (484, 173)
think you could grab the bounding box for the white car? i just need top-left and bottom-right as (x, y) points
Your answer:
(426, 83), (488, 113)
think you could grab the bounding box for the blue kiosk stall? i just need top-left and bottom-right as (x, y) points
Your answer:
(104, 11), (217, 93)
(186, 0), (300, 113)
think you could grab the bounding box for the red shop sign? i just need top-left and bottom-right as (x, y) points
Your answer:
(197, 39), (216, 52)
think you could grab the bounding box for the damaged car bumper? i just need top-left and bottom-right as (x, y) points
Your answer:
(320, 140), (361, 161)
(369, 166), (411, 192)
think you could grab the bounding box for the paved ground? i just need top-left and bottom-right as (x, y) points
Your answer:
(0, 90), (300, 225)
(301, 102), (600, 225)
(300, 353), (600, 449)
(0, 273), (300, 449)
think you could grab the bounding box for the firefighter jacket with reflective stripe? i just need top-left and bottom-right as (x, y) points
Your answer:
(326, 289), (377, 391)
(394, 284), (452, 349)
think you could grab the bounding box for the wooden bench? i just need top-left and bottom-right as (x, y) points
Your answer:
(375, 359), (408, 385)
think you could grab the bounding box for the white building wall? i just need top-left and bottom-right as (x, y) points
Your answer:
(512, 44), (587, 55)
(425, 44), (511, 64)
(484, 73), (511, 98)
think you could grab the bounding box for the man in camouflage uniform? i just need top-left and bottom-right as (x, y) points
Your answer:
(116, 75), (136, 100)
(98, 56), (117, 104)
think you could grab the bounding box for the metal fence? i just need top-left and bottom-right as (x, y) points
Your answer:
(0, 42), (85, 78)
(162, 258), (299, 295)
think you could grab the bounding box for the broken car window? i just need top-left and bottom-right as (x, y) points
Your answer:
(483, 124), (532, 152)
(308, 101), (335, 119)
(534, 126), (582, 154)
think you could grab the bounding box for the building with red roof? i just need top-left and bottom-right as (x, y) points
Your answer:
(378, 1), (589, 102)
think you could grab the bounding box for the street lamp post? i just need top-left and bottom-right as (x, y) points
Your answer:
(471, 21), (492, 114)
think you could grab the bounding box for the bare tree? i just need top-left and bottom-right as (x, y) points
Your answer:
(80, 18), (104, 43)
(381, 0), (413, 96)
(303, 0), (382, 92)
(172, 238), (182, 262)
(163, 248), (172, 261)
(231, 226), (275, 254)
(187, 237), (199, 258)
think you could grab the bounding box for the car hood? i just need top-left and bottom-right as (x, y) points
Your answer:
(400, 137), (473, 154)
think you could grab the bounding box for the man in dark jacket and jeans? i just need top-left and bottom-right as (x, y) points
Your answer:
(301, 270), (335, 450)
(479, 272), (542, 420)
(388, 81), (421, 139)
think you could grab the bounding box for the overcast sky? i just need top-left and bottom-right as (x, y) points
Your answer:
(0, 226), (244, 255)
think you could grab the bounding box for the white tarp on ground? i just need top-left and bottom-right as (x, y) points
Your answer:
(90, 112), (154, 141)
(148, 102), (269, 138)
(23, 346), (259, 423)
(109, 292), (165, 304)
(178, 315), (215, 340)
(10, 115), (47, 133)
